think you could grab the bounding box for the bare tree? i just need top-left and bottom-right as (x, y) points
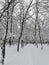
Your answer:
(1, 0), (9, 65)
(17, 0), (33, 51)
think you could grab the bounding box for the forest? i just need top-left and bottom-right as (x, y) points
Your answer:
(0, 0), (49, 65)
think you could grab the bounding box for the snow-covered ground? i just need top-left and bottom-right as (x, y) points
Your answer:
(0, 44), (49, 65)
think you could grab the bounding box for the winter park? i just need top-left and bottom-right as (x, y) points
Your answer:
(0, 0), (49, 65)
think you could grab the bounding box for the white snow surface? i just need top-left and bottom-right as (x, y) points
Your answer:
(0, 44), (49, 65)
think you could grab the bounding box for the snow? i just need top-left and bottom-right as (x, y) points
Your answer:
(0, 44), (49, 65)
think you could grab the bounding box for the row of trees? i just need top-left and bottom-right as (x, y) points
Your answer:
(0, 0), (49, 65)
